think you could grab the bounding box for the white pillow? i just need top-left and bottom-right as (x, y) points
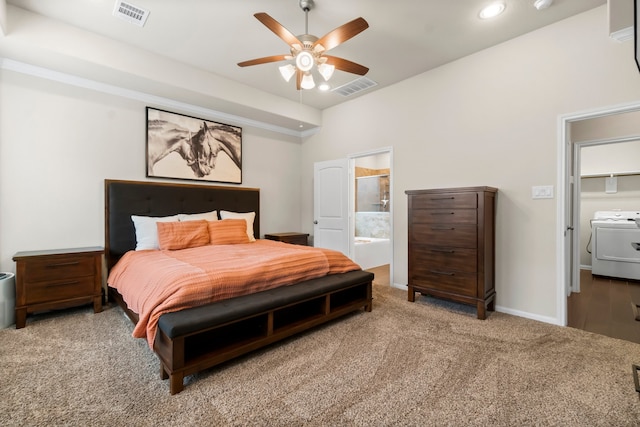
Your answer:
(219, 210), (256, 241)
(178, 211), (218, 222)
(131, 215), (180, 250)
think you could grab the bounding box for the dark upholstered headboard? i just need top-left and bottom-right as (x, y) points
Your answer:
(105, 179), (260, 270)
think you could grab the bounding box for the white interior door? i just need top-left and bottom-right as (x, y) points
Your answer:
(313, 158), (350, 256)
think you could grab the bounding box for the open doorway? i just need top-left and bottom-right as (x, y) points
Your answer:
(350, 148), (393, 282)
(568, 137), (640, 343)
(559, 103), (640, 336)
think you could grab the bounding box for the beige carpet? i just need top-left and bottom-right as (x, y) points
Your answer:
(1, 281), (639, 426)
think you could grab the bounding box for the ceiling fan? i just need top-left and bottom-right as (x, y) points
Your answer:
(237, 0), (369, 91)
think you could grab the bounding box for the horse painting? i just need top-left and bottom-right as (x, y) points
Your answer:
(147, 117), (242, 182)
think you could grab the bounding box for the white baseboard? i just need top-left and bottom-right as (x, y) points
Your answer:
(391, 282), (561, 326)
(494, 305), (561, 326)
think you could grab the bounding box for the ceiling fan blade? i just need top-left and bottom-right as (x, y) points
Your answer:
(324, 56), (369, 76)
(313, 17), (369, 52)
(296, 69), (302, 90)
(237, 55), (289, 67)
(254, 12), (302, 47)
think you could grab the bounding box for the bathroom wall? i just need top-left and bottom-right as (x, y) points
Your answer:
(355, 212), (390, 239)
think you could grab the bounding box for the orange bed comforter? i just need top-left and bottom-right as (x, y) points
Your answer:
(107, 240), (361, 347)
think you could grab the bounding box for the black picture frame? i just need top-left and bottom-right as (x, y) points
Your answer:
(146, 107), (242, 184)
(635, 0), (640, 73)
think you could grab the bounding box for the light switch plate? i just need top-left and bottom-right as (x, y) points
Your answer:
(532, 185), (554, 199)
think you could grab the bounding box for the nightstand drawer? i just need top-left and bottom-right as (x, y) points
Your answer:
(264, 232), (309, 246)
(25, 276), (96, 305)
(23, 255), (96, 282)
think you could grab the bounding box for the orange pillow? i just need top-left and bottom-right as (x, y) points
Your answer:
(208, 219), (250, 245)
(156, 220), (210, 250)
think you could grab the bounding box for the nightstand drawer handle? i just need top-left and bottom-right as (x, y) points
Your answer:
(49, 280), (81, 287)
(431, 227), (455, 231)
(430, 212), (454, 215)
(430, 270), (455, 276)
(430, 197), (455, 200)
(46, 261), (80, 268)
(48, 280), (80, 287)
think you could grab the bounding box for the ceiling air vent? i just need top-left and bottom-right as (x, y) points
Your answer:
(113, 1), (149, 27)
(332, 76), (378, 97)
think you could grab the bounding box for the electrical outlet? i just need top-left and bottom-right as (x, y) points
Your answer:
(532, 185), (554, 199)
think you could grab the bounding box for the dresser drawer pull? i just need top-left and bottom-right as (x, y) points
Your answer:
(431, 249), (455, 254)
(431, 227), (455, 231)
(49, 280), (81, 287)
(46, 261), (80, 268)
(430, 196), (455, 200)
(430, 212), (454, 215)
(430, 270), (455, 276)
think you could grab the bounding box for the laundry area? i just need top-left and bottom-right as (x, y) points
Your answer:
(590, 210), (640, 281)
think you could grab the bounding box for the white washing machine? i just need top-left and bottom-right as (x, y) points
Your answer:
(591, 211), (640, 280)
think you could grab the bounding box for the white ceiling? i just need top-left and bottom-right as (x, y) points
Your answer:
(5, 0), (606, 111)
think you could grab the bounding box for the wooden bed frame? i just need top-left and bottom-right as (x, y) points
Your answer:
(104, 179), (374, 394)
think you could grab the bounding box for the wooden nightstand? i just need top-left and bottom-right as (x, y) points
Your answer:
(264, 232), (309, 246)
(13, 247), (104, 329)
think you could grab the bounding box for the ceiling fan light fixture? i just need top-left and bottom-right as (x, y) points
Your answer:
(533, 0), (553, 10)
(318, 63), (335, 81)
(279, 64), (296, 82)
(478, 2), (506, 19)
(301, 73), (315, 89)
(295, 51), (315, 72)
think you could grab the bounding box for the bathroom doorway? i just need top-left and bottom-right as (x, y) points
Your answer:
(351, 149), (393, 275)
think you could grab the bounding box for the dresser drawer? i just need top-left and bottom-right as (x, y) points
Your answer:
(410, 246), (477, 273)
(410, 272), (477, 297)
(410, 224), (477, 248)
(23, 255), (96, 282)
(24, 276), (97, 305)
(411, 192), (477, 210)
(411, 208), (477, 224)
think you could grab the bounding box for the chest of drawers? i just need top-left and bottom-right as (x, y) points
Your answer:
(13, 247), (104, 328)
(405, 187), (497, 319)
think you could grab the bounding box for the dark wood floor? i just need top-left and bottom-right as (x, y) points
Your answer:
(568, 269), (640, 344)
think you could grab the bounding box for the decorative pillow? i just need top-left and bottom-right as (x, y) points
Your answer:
(131, 215), (180, 250)
(156, 220), (210, 250)
(178, 211), (218, 222)
(219, 210), (256, 241)
(208, 219), (251, 245)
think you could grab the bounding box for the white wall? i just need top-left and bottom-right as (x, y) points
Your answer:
(0, 69), (303, 273)
(301, 6), (640, 323)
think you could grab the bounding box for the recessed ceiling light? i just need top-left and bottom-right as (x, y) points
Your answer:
(479, 2), (506, 19)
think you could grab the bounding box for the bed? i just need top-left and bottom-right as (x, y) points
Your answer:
(104, 179), (374, 394)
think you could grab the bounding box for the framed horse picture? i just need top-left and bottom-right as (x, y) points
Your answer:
(146, 107), (242, 184)
(636, 0), (640, 73)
